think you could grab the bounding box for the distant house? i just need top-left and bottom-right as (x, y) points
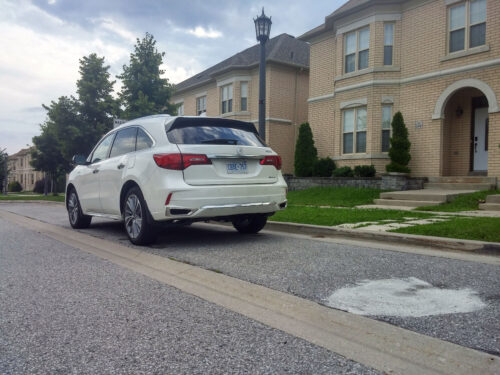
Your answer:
(7, 147), (44, 191)
(171, 33), (310, 173)
(300, 0), (500, 178)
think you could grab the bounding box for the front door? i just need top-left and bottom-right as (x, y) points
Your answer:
(473, 107), (488, 171)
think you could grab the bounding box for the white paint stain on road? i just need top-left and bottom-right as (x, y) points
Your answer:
(325, 277), (486, 317)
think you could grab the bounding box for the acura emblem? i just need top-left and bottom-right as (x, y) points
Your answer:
(237, 147), (243, 155)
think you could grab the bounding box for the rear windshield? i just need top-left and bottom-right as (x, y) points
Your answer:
(166, 118), (265, 146)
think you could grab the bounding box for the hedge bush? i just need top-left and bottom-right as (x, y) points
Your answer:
(312, 157), (336, 177)
(8, 181), (22, 192)
(294, 122), (318, 177)
(386, 111), (411, 173)
(332, 166), (354, 177)
(354, 165), (376, 177)
(33, 179), (45, 194)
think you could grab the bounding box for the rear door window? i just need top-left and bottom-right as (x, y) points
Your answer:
(109, 127), (137, 158)
(166, 119), (264, 146)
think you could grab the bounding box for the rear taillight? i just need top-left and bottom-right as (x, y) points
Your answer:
(153, 153), (212, 170)
(260, 155), (282, 170)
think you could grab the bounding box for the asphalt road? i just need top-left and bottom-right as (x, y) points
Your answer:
(0, 214), (380, 374)
(1, 203), (499, 361)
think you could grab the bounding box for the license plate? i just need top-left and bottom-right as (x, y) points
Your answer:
(226, 160), (248, 174)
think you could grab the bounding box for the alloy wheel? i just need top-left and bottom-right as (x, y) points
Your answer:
(124, 194), (143, 239)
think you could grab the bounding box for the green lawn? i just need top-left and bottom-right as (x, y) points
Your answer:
(391, 217), (500, 242)
(270, 206), (433, 226)
(417, 190), (500, 212)
(0, 194), (65, 202)
(286, 187), (384, 207)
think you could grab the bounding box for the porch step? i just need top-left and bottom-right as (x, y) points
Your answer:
(478, 203), (500, 211)
(424, 183), (494, 190)
(479, 195), (500, 211)
(427, 176), (497, 184)
(373, 199), (441, 208)
(381, 191), (446, 202)
(485, 194), (500, 204)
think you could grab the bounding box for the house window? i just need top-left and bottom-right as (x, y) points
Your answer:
(344, 27), (370, 74)
(381, 105), (392, 152)
(196, 96), (206, 116)
(384, 23), (394, 66)
(177, 102), (184, 116)
(343, 107), (367, 154)
(449, 0), (486, 53)
(240, 82), (248, 111)
(221, 84), (233, 114)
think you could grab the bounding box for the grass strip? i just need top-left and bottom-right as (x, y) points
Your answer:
(0, 194), (65, 202)
(417, 190), (500, 212)
(270, 206), (433, 227)
(286, 187), (385, 207)
(390, 216), (500, 243)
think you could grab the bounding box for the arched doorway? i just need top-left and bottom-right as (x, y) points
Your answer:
(432, 79), (499, 176)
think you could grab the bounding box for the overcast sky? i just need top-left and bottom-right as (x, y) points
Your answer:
(0, 0), (348, 155)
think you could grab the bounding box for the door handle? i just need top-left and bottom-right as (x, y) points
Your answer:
(117, 163), (125, 169)
(474, 143), (477, 153)
(93, 169), (99, 174)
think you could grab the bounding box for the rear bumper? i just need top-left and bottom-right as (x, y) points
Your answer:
(146, 180), (287, 222)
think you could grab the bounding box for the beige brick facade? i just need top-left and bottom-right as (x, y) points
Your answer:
(302, 0), (500, 178)
(172, 56), (309, 174)
(7, 148), (44, 191)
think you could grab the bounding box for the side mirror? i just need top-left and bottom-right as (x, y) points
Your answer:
(72, 154), (88, 165)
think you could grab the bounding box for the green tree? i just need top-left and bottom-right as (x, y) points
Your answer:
(75, 53), (119, 156)
(294, 122), (318, 177)
(31, 121), (70, 195)
(118, 32), (175, 119)
(0, 148), (9, 194)
(386, 111), (411, 173)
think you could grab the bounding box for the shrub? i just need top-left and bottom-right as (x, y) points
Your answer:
(354, 165), (376, 177)
(8, 181), (22, 192)
(386, 111), (411, 173)
(312, 157), (336, 177)
(294, 122), (318, 177)
(33, 179), (45, 194)
(332, 166), (354, 177)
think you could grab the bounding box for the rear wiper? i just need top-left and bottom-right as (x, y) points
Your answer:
(201, 139), (239, 145)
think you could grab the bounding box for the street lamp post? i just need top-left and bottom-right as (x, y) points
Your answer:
(254, 8), (272, 141)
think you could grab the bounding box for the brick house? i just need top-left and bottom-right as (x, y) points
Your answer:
(300, 0), (500, 178)
(7, 147), (44, 191)
(171, 33), (310, 174)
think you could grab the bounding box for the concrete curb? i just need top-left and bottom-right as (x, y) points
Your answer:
(265, 221), (500, 254)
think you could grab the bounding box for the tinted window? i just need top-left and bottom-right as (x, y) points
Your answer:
(168, 126), (264, 146)
(91, 133), (115, 164)
(110, 127), (137, 158)
(136, 128), (153, 151)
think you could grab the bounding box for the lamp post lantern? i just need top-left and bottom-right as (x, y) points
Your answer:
(254, 8), (272, 141)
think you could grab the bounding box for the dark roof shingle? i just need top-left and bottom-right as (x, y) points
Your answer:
(174, 33), (309, 93)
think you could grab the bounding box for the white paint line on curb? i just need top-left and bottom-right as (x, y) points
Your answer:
(1, 209), (499, 375)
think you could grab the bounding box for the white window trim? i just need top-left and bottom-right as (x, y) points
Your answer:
(342, 106), (367, 155)
(344, 27), (370, 74)
(447, 0), (486, 55)
(216, 75), (252, 87)
(336, 14), (400, 36)
(221, 84), (233, 114)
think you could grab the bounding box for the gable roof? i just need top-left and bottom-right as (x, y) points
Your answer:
(299, 0), (405, 41)
(174, 33), (309, 94)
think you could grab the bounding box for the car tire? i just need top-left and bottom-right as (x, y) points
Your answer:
(123, 187), (157, 245)
(67, 189), (92, 229)
(232, 214), (268, 234)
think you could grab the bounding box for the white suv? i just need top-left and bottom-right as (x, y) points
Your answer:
(66, 115), (287, 245)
